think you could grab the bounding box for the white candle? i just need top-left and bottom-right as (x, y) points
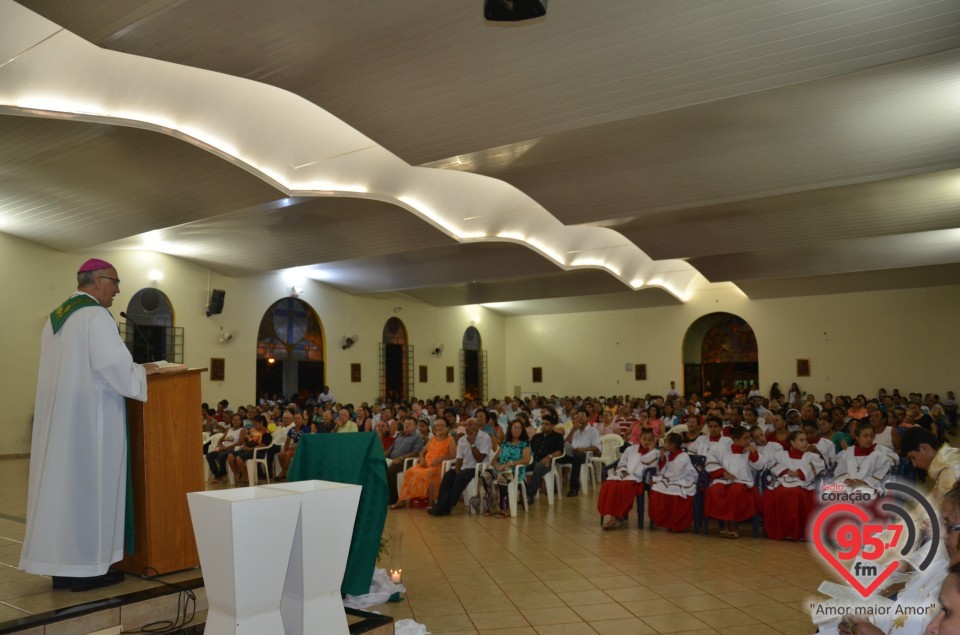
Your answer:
(390, 569), (402, 584)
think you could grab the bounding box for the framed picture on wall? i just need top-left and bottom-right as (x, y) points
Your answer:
(210, 358), (225, 381)
(532, 367), (543, 383)
(797, 358), (811, 377)
(351, 363), (361, 383)
(419, 365), (428, 383)
(446, 366), (454, 383)
(635, 364), (646, 381)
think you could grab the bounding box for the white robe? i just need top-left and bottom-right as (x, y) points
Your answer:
(20, 294), (147, 577)
(833, 445), (896, 490)
(650, 452), (697, 498)
(755, 442), (784, 470)
(705, 444), (764, 486)
(811, 436), (836, 468)
(687, 434), (732, 457)
(769, 450), (825, 490)
(606, 446), (659, 482)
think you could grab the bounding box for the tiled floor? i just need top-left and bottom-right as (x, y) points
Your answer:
(376, 486), (836, 634)
(0, 457), (837, 634)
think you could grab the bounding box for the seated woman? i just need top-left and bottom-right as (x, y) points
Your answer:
(392, 419), (455, 510)
(762, 431), (825, 541)
(648, 433), (697, 532)
(870, 407), (900, 454)
(598, 429), (659, 530)
(645, 405), (664, 440)
(474, 420), (531, 517)
(375, 419), (395, 454)
(206, 413), (246, 483)
(275, 420), (304, 481)
(846, 396), (869, 421)
(626, 411), (651, 446)
(227, 415), (273, 486)
(661, 403), (679, 432)
(765, 413), (791, 451)
(704, 425), (764, 538)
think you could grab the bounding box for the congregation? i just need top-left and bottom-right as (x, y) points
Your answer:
(202, 384), (960, 539)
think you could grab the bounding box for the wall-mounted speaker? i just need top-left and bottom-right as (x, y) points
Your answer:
(206, 289), (226, 317)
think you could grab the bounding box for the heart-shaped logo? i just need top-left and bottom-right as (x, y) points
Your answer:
(812, 503), (900, 598)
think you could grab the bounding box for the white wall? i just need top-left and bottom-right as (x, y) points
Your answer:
(0, 232), (506, 455)
(504, 284), (960, 400)
(4, 228), (959, 456)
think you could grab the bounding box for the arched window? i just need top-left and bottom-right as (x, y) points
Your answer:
(380, 317), (412, 402)
(460, 326), (485, 402)
(256, 298), (324, 401)
(682, 312), (758, 398)
(123, 288), (180, 363)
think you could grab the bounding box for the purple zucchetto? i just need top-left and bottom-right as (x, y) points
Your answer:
(77, 258), (114, 273)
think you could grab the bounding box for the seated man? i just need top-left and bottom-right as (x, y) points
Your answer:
(385, 417), (425, 505)
(429, 418), (492, 517)
(902, 426), (960, 503)
(556, 411), (601, 497)
(525, 414), (565, 504)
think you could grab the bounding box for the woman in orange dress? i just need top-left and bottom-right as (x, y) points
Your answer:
(392, 419), (456, 509)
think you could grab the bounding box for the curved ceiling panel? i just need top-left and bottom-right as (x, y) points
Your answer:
(0, 0), (707, 301)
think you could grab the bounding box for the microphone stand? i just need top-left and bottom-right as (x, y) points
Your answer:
(120, 311), (155, 363)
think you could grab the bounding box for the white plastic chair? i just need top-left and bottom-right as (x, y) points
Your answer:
(203, 432), (224, 482)
(507, 457), (534, 517)
(247, 445), (274, 486)
(395, 456), (419, 495)
(247, 432), (286, 486)
(443, 455), (490, 513)
(541, 456), (562, 505)
(554, 450), (595, 494)
(592, 434), (623, 487)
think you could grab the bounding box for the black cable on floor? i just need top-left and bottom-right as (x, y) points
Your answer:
(123, 567), (197, 634)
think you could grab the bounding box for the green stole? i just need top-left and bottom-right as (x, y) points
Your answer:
(48, 294), (136, 554)
(49, 294), (102, 334)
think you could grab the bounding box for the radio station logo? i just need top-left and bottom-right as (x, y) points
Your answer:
(811, 481), (939, 598)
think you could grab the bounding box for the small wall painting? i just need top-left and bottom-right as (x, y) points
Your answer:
(210, 358), (225, 381)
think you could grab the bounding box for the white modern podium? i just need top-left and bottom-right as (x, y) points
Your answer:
(187, 480), (362, 635)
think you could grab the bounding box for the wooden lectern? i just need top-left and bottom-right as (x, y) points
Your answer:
(118, 368), (205, 575)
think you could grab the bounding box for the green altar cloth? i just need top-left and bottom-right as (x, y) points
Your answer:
(287, 432), (388, 596)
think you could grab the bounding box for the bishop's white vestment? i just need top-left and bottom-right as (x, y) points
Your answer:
(20, 293), (147, 577)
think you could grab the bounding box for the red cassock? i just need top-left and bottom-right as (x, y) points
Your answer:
(705, 483), (761, 521)
(647, 450), (697, 532)
(704, 445), (763, 522)
(597, 480), (645, 518)
(762, 486), (817, 540)
(648, 490), (694, 531)
(761, 449), (826, 540)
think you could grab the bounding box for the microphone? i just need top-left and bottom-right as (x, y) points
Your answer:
(120, 312), (155, 362)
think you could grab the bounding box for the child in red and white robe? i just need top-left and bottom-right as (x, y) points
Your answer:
(687, 416), (732, 457)
(762, 430), (825, 541)
(598, 430), (659, 530)
(801, 420), (836, 470)
(833, 423), (896, 495)
(750, 425), (783, 470)
(649, 433), (697, 532)
(704, 426), (764, 538)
